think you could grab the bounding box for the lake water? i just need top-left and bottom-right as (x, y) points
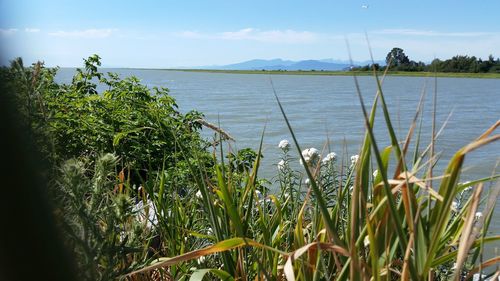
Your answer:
(56, 69), (500, 253)
(56, 69), (499, 181)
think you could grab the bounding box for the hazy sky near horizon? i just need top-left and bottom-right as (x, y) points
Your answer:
(1, 0), (499, 68)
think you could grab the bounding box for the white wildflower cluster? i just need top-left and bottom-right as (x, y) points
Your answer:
(363, 235), (370, 247)
(195, 190), (202, 199)
(451, 201), (459, 212)
(472, 273), (487, 281)
(278, 139), (290, 150)
(258, 197), (273, 206)
(475, 212), (483, 220)
(304, 178), (310, 185)
(322, 152), (337, 165)
(255, 190), (273, 207)
(197, 255), (206, 264)
(350, 155), (359, 166)
(277, 159), (286, 172)
(301, 148), (319, 165)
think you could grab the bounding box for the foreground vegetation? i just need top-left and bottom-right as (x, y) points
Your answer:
(2, 55), (500, 280)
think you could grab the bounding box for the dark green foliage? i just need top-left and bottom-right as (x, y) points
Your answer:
(1, 54), (212, 187)
(383, 47), (425, 72)
(55, 154), (151, 281)
(386, 47), (410, 68)
(0, 58), (59, 166)
(431, 54), (500, 73)
(227, 147), (261, 174)
(351, 47), (500, 73)
(0, 55), (216, 280)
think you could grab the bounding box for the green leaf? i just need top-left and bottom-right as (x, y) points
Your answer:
(190, 268), (234, 281)
(112, 126), (152, 147)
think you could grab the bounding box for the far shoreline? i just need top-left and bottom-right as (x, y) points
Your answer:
(160, 69), (500, 79)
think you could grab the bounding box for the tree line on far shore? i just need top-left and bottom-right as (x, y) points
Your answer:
(352, 47), (500, 73)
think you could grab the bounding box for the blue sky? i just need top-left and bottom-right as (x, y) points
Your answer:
(1, 0), (499, 67)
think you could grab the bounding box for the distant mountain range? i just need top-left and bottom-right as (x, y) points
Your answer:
(192, 58), (385, 71)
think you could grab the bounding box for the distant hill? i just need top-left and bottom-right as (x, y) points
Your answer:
(284, 60), (350, 71)
(319, 58), (386, 66)
(194, 58), (385, 71)
(218, 59), (296, 70)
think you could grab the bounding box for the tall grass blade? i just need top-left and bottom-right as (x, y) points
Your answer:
(350, 35), (419, 280)
(424, 121), (500, 276)
(127, 237), (284, 277)
(453, 184), (483, 280)
(189, 268), (234, 281)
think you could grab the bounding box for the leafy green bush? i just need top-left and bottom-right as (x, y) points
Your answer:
(1, 55), (212, 187)
(1, 55), (216, 280)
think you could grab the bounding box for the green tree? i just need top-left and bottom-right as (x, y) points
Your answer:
(385, 47), (410, 69)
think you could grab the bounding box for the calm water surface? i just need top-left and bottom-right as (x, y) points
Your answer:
(56, 69), (500, 249)
(56, 69), (499, 179)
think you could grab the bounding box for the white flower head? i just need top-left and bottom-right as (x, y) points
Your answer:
(305, 178), (310, 185)
(351, 155), (359, 165)
(119, 230), (127, 242)
(301, 148), (319, 165)
(322, 152), (337, 165)
(195, 190), (202, 199)
(278, 139), (290, 150)
(475, 212), (483, 219)
(451, 201), (459, 211)
(472, 273), (486, 281)
(277, 159), (286, 172)
(363, 235), (370, 247)
(197, 255), (206, 264)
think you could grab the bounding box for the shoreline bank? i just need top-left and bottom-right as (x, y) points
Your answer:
(162, 69), (500, 79)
